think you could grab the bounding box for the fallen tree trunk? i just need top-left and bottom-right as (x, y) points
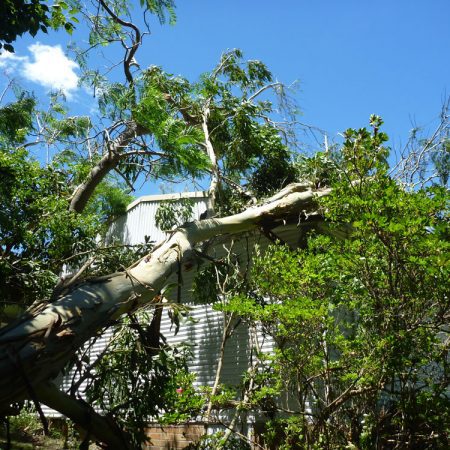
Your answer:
(0, 183), (330, 444)
(36, 381), (133, 449)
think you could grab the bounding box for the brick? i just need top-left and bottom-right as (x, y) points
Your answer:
(143, 423), (206, 449)
(149, 432), (163, 440)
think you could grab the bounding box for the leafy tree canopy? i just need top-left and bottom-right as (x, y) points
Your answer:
(220, 122), (449, 449)
(0, 1), (448, 449)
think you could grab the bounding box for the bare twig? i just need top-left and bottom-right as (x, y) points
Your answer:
(247, 82), (283, 102)
(98, 0), (142, 85)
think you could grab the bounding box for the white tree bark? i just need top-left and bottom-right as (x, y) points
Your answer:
(36, 381), (133, 449)
(0, 183), (329, 431)
(201, 104), (219, 216)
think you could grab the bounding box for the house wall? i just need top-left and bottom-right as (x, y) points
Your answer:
(43, 192), (294, 450)
(42, 193), (262, 416)
(107, 191), (209, 246)
(107, 191), (274, 388)
(42, 193), (210, 417)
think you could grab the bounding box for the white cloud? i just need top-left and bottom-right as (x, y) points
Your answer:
(23, 43), (79, 98)
(0, 51), (27, 70)
(0, 43), (80, 99)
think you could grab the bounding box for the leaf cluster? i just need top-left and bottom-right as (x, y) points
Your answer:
(0, 145), (99, 312)
(155, 198), (194, 230)
(86, 311), (200, 447)
(0, 0), (79, 52)
(0, 96), (135, 320)
(222, 120), (449, 448)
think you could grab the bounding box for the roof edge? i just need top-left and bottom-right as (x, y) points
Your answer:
(127, 191), (209, 211)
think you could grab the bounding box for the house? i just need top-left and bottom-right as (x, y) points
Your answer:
(43, 191), (313, 449)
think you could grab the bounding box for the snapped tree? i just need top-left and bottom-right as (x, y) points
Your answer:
(0, 1), (448, 449)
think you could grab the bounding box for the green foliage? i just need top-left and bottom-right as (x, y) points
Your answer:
(155, 198), (194, 230)
(4, 405), (83, 448)
(8, 405), (42, 436)
(340, 114), (389, 181)
(86, 311), (199, 447)
(2, 2), (447, 447)
(0, 96), (134, 320)
(140, 0), (177, 25)
(133, 68), (210, 179)
(294, 150), (342, 188)
(159, 371), (204, 424)
(133, 52), (297, 193)
(85, 177), (133, 224)
(98, 83), (135, 121)
(51, 116), (92, 139)
(0, 1), (79, 52)
(0, 145), (98, 311)
(222, 120), (449, 449)
(192, 264), (221, 304)
(248, 125), (297, 196)
(262, 416), (313, 450)
(201, 51), (295, 190)
(0, 95), (35, 143)
(431, 137), (450, 186)
(200, 383), (237, 411)
(187, 432), (250, 450)
(85, 0), (175, 50)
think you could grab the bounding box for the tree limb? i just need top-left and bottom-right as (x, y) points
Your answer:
(36, 381), (132, 449)
(98, 0), (142, 86)
(201, 103), (219, 216)
(0, 184), (330, 415)
(69, 122), (146, 213)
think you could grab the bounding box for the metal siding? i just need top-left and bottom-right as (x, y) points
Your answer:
(47, 193), (318, 418)
(159, 305), (250, 387)
(107, 193), (208, 246)
(43, 194), (210, 417)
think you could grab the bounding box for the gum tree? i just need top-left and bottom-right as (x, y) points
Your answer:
(0, 1), (448, 449)
(0, 1), (305, 447)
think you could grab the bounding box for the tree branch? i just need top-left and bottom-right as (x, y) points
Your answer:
(0, 184), (330, 416)
(201, 103), (219, 216)
(69, 122), (146, 213)
(98, 0), (142, 85)
(36, 381), (132, 449)
(247, 82), (283, 102)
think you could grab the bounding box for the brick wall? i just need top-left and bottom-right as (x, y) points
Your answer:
(144, 424), (206, 450)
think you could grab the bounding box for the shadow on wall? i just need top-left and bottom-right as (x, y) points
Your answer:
(189, 309), (249, 387)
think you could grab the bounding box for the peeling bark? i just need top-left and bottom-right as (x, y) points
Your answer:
(0, 183), (330, 442)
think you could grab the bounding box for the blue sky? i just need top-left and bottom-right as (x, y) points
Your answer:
(1, 0), (449, 194)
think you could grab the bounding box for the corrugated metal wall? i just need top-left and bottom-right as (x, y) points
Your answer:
(159, 305), (250, 387)
(44, 193), (322, 420)
(42, 192), (317, 419)
(111, 191), (272, 390)
(43, 192), (275, 418)
(107, 191), (209, 245)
